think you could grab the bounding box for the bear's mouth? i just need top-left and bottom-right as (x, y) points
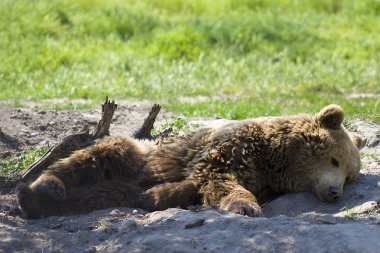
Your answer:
(315, 186), (343, 203)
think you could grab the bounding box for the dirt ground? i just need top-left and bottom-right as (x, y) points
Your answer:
(0, 100), (379, 253)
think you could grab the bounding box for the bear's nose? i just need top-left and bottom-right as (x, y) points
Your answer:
(328, 186), (342, 201)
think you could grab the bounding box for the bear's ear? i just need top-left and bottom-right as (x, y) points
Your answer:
(316, 104), (344, 130)
(351, 133), (363, 149)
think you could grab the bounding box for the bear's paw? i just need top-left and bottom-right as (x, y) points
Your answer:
(223, 199), (263, 217)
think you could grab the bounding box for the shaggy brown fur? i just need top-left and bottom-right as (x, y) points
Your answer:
(16, 105), (362, 219)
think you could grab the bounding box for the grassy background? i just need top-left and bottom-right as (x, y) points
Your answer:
(0, 0), (379, 122)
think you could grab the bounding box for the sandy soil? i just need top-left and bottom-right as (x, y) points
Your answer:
(0, 100), (379, 253)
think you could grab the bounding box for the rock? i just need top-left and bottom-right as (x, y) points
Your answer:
(117, 220), (137, 233)
(263, 192), (320, 217)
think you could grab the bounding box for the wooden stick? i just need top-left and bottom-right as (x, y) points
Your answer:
(93, 97), (118, 138)
(133, 104), (161, 140)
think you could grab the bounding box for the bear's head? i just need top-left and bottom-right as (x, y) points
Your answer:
(294, 104), (362, 203)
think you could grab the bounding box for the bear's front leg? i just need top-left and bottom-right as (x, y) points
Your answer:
(138, 180), (200, 211)
(219, 186), (263, 217)
(200, 181), (263, 217)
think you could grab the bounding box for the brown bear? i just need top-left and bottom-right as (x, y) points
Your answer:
(16, 104), (362, 219)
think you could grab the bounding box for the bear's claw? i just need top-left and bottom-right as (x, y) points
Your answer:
(16, 183), (42, 219)
(224, 200), (263, 217)
(16, 183), (29, 206)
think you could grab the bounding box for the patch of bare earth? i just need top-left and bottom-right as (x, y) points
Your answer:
(0, 101), (379, 253)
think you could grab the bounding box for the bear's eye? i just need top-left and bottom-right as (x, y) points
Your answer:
(331, 158), (339, 167)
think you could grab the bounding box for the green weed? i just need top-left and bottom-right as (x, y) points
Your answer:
(341, 206), (360, 221)
(152, 118), (203, 137)
(0, 147), (49, 176)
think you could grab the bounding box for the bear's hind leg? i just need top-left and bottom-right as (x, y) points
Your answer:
(138, 180), (200, 211)
(16, 182), (60, 219)
(65, 180), (141, 214)
(17, 179), (143, 219)
(30, 173), (66, 201)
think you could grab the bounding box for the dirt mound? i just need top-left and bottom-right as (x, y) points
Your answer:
(0, 102), (379, 253)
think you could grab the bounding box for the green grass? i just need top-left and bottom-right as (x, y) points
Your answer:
(0, 147), (49, 175)
(361, 152), (380, 163)
(0, 0), (379, 122)
(341, 206), (360, 221)
(152, 118), (203, 137)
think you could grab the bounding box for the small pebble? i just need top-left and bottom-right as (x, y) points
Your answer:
(86, 246), (97, 253)
(185, 219), (205, 229)
(50, 223), (63, 229)
(132, 209), (138, 215)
